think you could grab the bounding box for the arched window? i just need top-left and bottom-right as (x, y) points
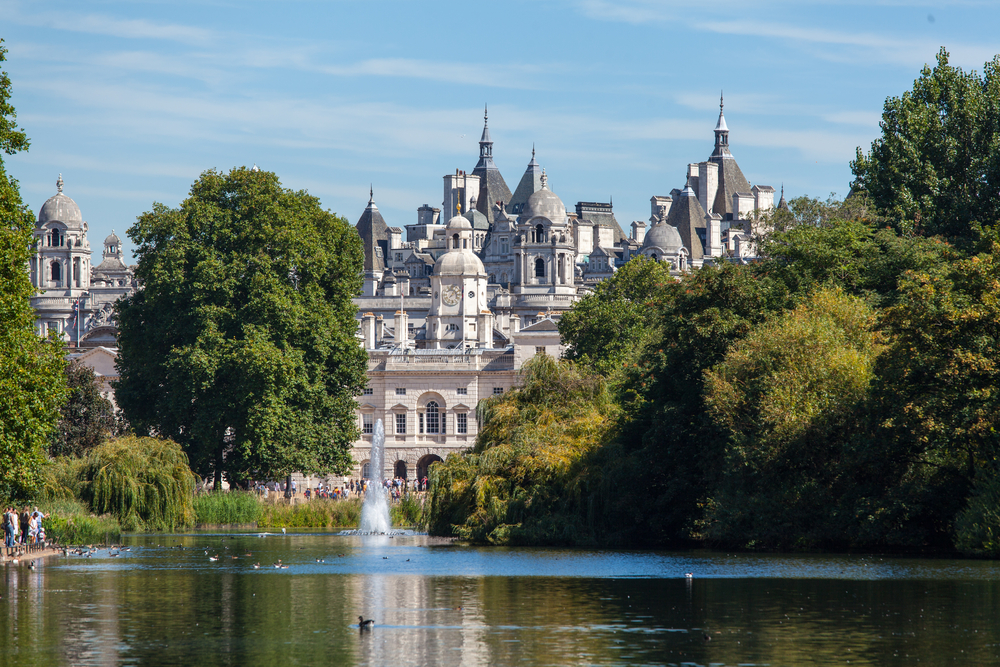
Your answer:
(651, 254), (658, 262)
(489, 274), (496, 283)
(51, 261), (62, 282)
(362, 461), (371, 479)
(452, 234), (459, 249)
(535, 224), (544, 243)
(426, 401), (440, 434)
(500, 272), (507, 283)
(535, 258), (545, 277)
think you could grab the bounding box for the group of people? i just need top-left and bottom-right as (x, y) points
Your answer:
(246, 476), (432, 502)
(3, 506), (48, 548)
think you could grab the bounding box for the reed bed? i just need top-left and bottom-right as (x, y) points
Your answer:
(193, 491), (263, 525)
(260, 497), (362, 528)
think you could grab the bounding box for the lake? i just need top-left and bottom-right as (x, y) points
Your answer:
(3, 531), (1000, 666)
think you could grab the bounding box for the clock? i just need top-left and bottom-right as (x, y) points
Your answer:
(468, 291), (475, 299)
(442, 284), (461, 306)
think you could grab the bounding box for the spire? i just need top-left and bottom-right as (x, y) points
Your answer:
(528, 143), (538, 167)
(712, 90), (731, 159)
(477, 104), (494, 165)
(366, 185), (378, 210)
(56, 174), (64, 194)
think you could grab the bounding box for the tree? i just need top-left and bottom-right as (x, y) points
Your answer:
(851, 48), (1000, 244)
(558, 256), (673, 378)
(115, 167), (366, 487)
(49, 361), (116, 457)
(0, 39), (68, 500)
(703, 288), (884, 548)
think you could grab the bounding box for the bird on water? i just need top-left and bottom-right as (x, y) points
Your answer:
(358, 616), (375, 630)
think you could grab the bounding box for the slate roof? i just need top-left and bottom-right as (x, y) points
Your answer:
(575, 201), (628, 244)
(508, 148), (542, 216)
(471, 108), (514, 226)
(356, 191), (389, 272)
(708, 106), (752, 221)
(520, 318), (559, 332)
(665, 183), (707, 260)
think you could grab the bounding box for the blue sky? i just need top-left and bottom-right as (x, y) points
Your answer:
(3, 0), (998, 264)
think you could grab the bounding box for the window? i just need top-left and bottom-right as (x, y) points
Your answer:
(501, 240), (509, 254)
(457, 413), (468, 434)
(452, 234), (459, 249)
(395, 253), (402, 261)
(493, 387), (504, 395)
(535, 346), (546, 356)
(362, 413), (373, 434)
(395, 413), (406, 435)
(362, 462), (371, 478)
(425, 401), (440, 434)
(396, 387), (406, 396)
(51, 261), (62, 282)
(363, 388), (373, 396)
(456, 387), (467, 395)
(535, 258), (545, 277)
(535, 224), (544, 242)
(446, 323), (459, 332)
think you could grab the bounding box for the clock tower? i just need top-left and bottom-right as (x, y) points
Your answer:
(425, 210), (493, 349)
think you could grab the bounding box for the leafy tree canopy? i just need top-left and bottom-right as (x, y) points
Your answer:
(115, 167), (366, 487)
(558, 255), (673, 378)
(49, 361), (116, 458)
(851, 48), (1000, 245)
(0, 39), (67, 500)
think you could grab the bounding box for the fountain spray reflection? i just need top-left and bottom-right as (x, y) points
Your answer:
(359, 419), (392, 534)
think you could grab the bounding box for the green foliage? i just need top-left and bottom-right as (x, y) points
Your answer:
(391, 493), (424, 527)
(0, 41), (68, 501)
(955, 471), (1000, 556)
(702, 289), (884, 547)
(260, 498), (361, 528)
(79, 436), (197, 531)
(427, 355), (615, 544)
(559, 255), (673, 378)
(115, 167), (367, 487)
(193, 491), (263, 525)
(37, 456), (86, 501)
(49, 361), (116, 457)
(851, 48), (1000, 244)
(36, 498), (121, 545)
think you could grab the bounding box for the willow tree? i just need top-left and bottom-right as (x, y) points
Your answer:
(115, 167), (366, 487)
(0, 39), (68, 499)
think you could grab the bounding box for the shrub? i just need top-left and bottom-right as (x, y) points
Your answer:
(37, 498), (121, 545)
(79, 436), (197, 531)
(955, 471), (1000, 557)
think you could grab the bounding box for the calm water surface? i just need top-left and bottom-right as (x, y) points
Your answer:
(3, 531), (1000, 666)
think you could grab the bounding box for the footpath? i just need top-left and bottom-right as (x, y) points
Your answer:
(3, 542), (63, 564)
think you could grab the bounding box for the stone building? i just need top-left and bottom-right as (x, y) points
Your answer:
(28, 175), (137, 347)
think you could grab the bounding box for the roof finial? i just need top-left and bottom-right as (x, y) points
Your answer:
(484, 103), (488, 126)
(532, 143), (535, 159)
(456, 201), (462, 214)
(540, 169), (548, 190)
(720, 90), (724, 112)
(56, 174), (63, 194)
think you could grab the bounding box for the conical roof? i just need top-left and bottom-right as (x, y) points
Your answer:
(355, 188), (389, 272)
(508, 146), (542, 216)
(665, 181), (706, 260)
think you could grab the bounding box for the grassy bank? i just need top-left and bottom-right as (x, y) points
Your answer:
(193, 491), (426, 529)
(37, 499), (122, 545)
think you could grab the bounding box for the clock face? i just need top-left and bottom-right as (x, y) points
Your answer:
(442, 284), (461, 306)
(468, 291), (475, 299)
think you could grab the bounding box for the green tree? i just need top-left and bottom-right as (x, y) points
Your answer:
(703, 288), (884, 547)
(558, 255), (673, 378)
(115, 167), (366, 487)
(0, 39), (68, 500)
(426, 355), (615, 544)
(49, 361), (116, 457)
(851, 48), (1000, 244)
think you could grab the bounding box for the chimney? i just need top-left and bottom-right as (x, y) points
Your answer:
(362, 312), (376, 350)
(394, 310), (408, 347)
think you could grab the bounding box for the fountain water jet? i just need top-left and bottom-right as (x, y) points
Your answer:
(359, 419), (392, 533)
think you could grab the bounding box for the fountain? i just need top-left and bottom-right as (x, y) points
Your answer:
(358, 419), (392, 534)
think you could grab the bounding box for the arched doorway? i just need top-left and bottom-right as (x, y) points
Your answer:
(394, 460), (408, 480)
(416, 454), (443, 481)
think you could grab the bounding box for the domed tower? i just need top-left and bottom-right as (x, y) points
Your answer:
(30, 175), (93, 340)
(31, 174), (90, 292)
(91, 230), (131, 287)
(512, 170), (576, 295)
(425, 210), (492, 349)
(641, 220), (689, 272)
